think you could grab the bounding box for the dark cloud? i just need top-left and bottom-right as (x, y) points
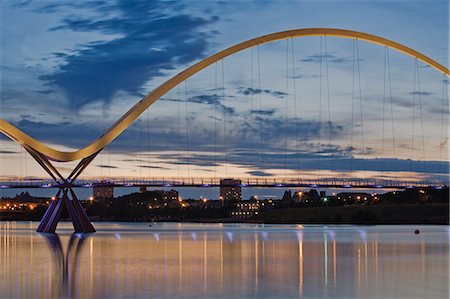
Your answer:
(249, 117), (345, 146)
(38, 0), (218, 109)
(246, 171), (273, 177)
(138, 165), (169, 170)
(34, 1), (114, 14)
(0, 150), (18, 154)
(237, 87), (288, 99)
(31, 89), (55, 95)
(371, 95), (448, 115)
(96, 164), (119, 169)
(250, 109), (276, 116)
(409, 91), (434, 96)
(300, 53), (360, 64)
(287, 74), (320, 79)
(190, 95), (235, 115)
(161, 94), (235, 115)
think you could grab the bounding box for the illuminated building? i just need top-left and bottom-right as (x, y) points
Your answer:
(93, 183), (114, 199)
(219, 179), (242, 207)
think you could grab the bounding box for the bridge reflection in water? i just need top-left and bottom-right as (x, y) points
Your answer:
(0, 222), (448, 298)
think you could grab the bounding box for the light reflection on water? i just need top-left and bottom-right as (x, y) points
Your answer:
(0, 222), (448, 299)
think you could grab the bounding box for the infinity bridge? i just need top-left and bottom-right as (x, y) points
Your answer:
(1, 28), (448, 233)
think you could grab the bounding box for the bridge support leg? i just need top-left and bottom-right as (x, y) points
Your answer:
(36, 188), (96, 233)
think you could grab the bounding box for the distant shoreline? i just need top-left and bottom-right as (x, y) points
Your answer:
(250, 203), (449, 225)
(2, 203), (447, 225)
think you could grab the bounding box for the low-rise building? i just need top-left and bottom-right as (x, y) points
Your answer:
(230, 199), (275, 218)
(93, 182), (114, 199)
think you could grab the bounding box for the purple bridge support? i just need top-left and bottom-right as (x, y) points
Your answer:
(37, 187), (95, 233)
(21, 145), (99, 233)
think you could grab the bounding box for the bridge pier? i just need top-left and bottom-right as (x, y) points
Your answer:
(37, 187), (95, 234)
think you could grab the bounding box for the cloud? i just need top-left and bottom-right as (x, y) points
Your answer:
(409, 91), (434, 96)
(300, 53), (359, 64)
(38, 0), (219, 109)
(237, 87), (288, 99)
(138, 165), (169, 170)
(0, 150), (18, 154)
(189, 95), (235, 115)
(250, 109), (276, 116)
(246, 170), (273, 177)
(31, 89), (55, 95)
(96, 164), (119, 169)
(161, 94), (236, 115)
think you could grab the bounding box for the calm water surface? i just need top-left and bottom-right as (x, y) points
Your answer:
(0, 222), (448, 299)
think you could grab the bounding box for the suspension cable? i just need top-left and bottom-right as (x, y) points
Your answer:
(107, 144), (111, 179)
(350, 39), (356, 176)
(250, 47), (254, 174)
(146, 98), (151, 181)
(415, 60), (427, 176)
(291, 38), (300, 178)
(222, 59), (227, 177)
(257, 45), (264, 171)
(177, 85), (181, 180)
(100, 145), (103, 179)
(214, 63), (218, 179)
(439, 74), (448, 184)
(356, 39), (366, 180)
(139, 107), (143, 181)
(24, 140), (28, 180)
(411, 59), (417, 174)
(318, 36), (323, 179)
(382, 46), (387, 178)
(184, 80), (190, 178)
(285, 39), (289, 178)
(19, 142), (23, 181)
(324, 36), (333, 174)
(387, 47), (397, 183)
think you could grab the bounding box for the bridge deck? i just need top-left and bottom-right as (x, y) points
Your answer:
(1, 178), (445, 190)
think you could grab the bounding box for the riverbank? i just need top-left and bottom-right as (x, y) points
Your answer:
(1, 203), (448, 225)
(251, 203), (449, 224)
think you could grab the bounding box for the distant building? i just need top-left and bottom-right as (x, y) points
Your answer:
(161, 189), (179, 202)
(220, 178), (242, 207)
(294, 189), (320, 205)
(337, 192), (371, 205)
(230, 199), (275, 218)
(93, 183), (114, 199)
(231, 201), (260, 218)
(144, 189), (179, 208)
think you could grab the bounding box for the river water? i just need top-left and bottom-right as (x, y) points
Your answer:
(0, 222), (448, 298)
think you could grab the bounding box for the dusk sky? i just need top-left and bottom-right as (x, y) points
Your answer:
(0, 0), (448, 187)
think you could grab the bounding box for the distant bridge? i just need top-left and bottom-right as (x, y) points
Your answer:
(1, 177), (442, 190)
